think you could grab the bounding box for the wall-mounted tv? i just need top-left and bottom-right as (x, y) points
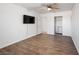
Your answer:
(23, 15), (35, 24)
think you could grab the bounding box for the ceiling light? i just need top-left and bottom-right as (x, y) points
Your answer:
(48, 7), (52, 11)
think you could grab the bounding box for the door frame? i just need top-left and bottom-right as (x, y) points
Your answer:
(54, 16), (63, 35)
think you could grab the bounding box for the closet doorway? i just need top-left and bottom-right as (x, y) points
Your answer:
(54, 16), (63, 35)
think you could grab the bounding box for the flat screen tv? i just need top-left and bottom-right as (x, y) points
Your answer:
(23, 15), (35, 24)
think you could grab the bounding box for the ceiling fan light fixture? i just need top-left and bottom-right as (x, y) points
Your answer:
(48, 7), (52, 11)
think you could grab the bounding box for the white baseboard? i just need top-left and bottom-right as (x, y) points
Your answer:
(72, 39), (79, 54)
(0, 33), (41, 49)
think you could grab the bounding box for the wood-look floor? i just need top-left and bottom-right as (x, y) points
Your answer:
(0, 34), (78, 55)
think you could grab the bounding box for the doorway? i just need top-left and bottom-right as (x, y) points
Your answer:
(54, 16), (62, 35)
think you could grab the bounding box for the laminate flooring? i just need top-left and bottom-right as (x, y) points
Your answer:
(0, 34), (78, 55)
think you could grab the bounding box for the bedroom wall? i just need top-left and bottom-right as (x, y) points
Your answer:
(71, 3), (79, 53)
(0, 3), (41, 48)
(40, 11), (72, 36)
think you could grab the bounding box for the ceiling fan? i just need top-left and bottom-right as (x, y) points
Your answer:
(41, 3), (59, 12)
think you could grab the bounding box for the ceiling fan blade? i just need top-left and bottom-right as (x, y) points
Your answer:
(51, 3), (58, 6)
(51, 9), (58, 13)
(35, 6), (47, 11)
(42, 3), (52, 7)
(51, 7), (59, 9)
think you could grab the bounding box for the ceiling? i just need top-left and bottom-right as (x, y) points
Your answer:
(15, 3), (74, 13)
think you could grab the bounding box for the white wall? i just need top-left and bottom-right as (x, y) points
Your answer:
(71, 3), (79, 53)
(37, 15), (42, 34)
(0, 3), (41, 48)
(41, 11), (72, 36)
